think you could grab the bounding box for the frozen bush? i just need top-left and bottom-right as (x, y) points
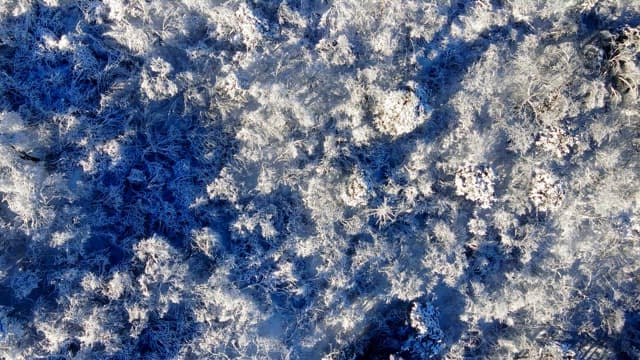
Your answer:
(367, 197), (396, 227)
(433, 221), (455, 245)
(277, 3), (306, 29)
(0, 113), (59, 229)
(149, 57), (173, 77)
(409, 302), (443, 341)
(191, 227), (221, 258)
(371, 86), (430, 137)
(340, 170), (369, 207)
(214, 70), (247, 117)
(141, 57), (178, 101)
(35, 321), (70, 354)
(207, 3), (266, 50)
(206, 167), (239, 203)
(468, 215), (487, 237)
(587, 26), (640, 102)
(401, 302), (444, 358)
(536, 125), (575, 158)
(105, 23), (153, 55)
(104, 271), (132, 300)
(454, 164), (495, 209)
(316, 34), (355, 66)
(386, 264), (425, 301)
(529, 170), (564, 212)
(133, 235), (187, 317)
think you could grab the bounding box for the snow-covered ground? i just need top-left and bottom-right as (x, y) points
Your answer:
(1, 1), (639, 359)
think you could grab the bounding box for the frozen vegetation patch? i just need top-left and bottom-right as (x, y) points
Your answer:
(454, 164), (496, 209)
(0, 0), (640, 359)
(401, 302), (445, 359)
(371, 85), (430, 137)
(529, 169), (564, 213)
(341, 170), (370, 207)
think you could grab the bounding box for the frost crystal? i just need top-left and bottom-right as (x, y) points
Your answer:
(455, 164), (495, 209)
